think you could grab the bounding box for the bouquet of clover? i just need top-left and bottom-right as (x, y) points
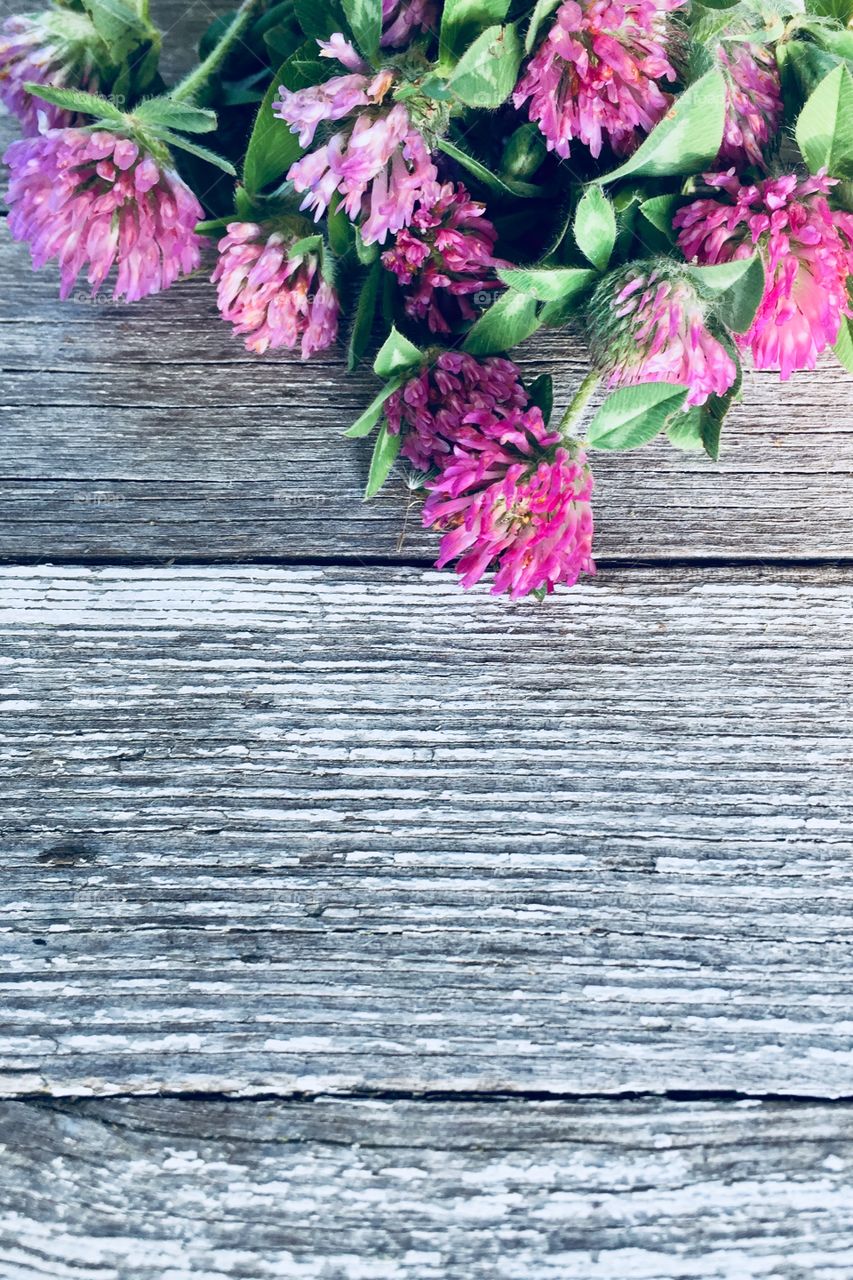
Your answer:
(4, 0), (853, 599)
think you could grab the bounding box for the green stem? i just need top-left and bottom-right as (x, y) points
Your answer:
(172, 0), (264, 103)
(559, 370), (600, 440)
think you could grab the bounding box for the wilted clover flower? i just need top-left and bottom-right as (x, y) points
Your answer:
(385, 351), (529, 471)
(212, 222), (340, 358)
(588, 261), (738, 407)
(381, 182), (508, 334)
(0, 8), (101, 135)
(423, 406), (595, 599)
(675, 170), (853, 380)
(275, 39), (442, 245)
(716, 39), (783, 168)
(514, 0), (686, 160)
(5, 127), (203, 301)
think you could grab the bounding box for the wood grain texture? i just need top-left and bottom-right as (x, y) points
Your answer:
(4, 0), (853, 1258)
(2, 564), (852, 1099)
(3, 231), (853, 563)
(2, 1095), (853, 1279)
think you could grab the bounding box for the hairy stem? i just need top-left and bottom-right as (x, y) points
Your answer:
(559, 371), (601, 440)
(172, 0), (264, 103)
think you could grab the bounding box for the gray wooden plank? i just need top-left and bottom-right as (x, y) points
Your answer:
(2, 1096), (853, 1278)
(3, 231), (853, 562)
(2, 564), (852, 1099)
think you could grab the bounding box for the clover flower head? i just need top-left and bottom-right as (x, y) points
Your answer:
(589, 260), (739, 406)
(5, 127), (203, 301)
(423, 406), (595, 599)
(513, 0), (686, 160)
(0, 8), (100, 135)
(381, 182), (508, 333)
(385, 351), (529, 471)
(212, 221), (339, 358)
(275, 44), (441, 245)
(675, 170), (853, 380)
(716, 38), (783, 168)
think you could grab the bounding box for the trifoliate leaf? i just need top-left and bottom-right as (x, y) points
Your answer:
(364, 420), (403, 499)
(132, 97), (218, 133)
(24, 83), (126, 123)
(447, 23), (523, 108)
(436, 137), (540, 197)
(601, 69), (727, 183)
(658, 335), (738, 462)
(833, 315), (853, 373)
(500, 122), (548, 181)
(798, 19), (853, 61)
(709, 256), (765, 333)
(525, 0), (560, 52)
(685, 257), (757, 294)
(462, 289), (541, 354)
(637, 193), (680, 243)
(783, 38), (843, 101)
(586, 383), (689, 450)
(573, 186), (617, 272)
(666, 407), (705, 452)
(373, 327), (423, 379)
(796, 62), (853, 177)
(345, 378), (404, 438)
(242, 47), (306, 195)
(342, 0), (382, 59)
(440, 0), (512, 64)
(82, 0), (149, 54)
(497, 266), (596, 303)
(804, 0), (853, 26)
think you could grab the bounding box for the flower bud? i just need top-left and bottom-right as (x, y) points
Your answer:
(588, 260), (738, 406)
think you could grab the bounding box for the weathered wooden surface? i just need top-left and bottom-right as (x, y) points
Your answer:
(3, 0), (853, 1268)
(3, 564), (852, 1099)
(3, 234), (853, 562)
(2, 1096), (853, 1279)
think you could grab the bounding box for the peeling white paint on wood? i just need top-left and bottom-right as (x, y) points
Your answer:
(2, 1098), (853, 1279)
